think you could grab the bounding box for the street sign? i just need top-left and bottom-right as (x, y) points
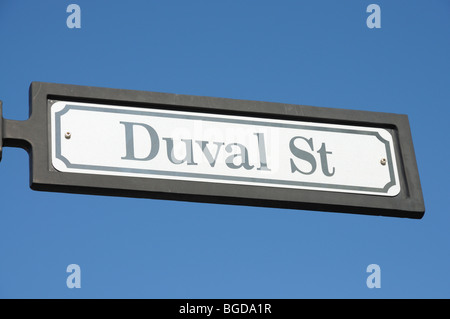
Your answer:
(1, 82), (425, 218)
(51, 101), (400, 197)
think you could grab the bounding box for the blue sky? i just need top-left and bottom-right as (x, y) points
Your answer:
(0, 1), (449, 298)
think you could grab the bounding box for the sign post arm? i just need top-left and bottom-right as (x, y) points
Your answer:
(2, 118), (33, 152)
(0, 100), (2, 161)
(0, 101), (35, 161)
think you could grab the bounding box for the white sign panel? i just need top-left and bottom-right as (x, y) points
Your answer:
(50, 101), (400, 196)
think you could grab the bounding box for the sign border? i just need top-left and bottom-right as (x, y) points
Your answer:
(52, 102), (399, 195)
(4, 82), (425, 218)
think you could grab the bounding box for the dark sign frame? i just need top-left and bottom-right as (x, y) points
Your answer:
(1, 82), (425, 218)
